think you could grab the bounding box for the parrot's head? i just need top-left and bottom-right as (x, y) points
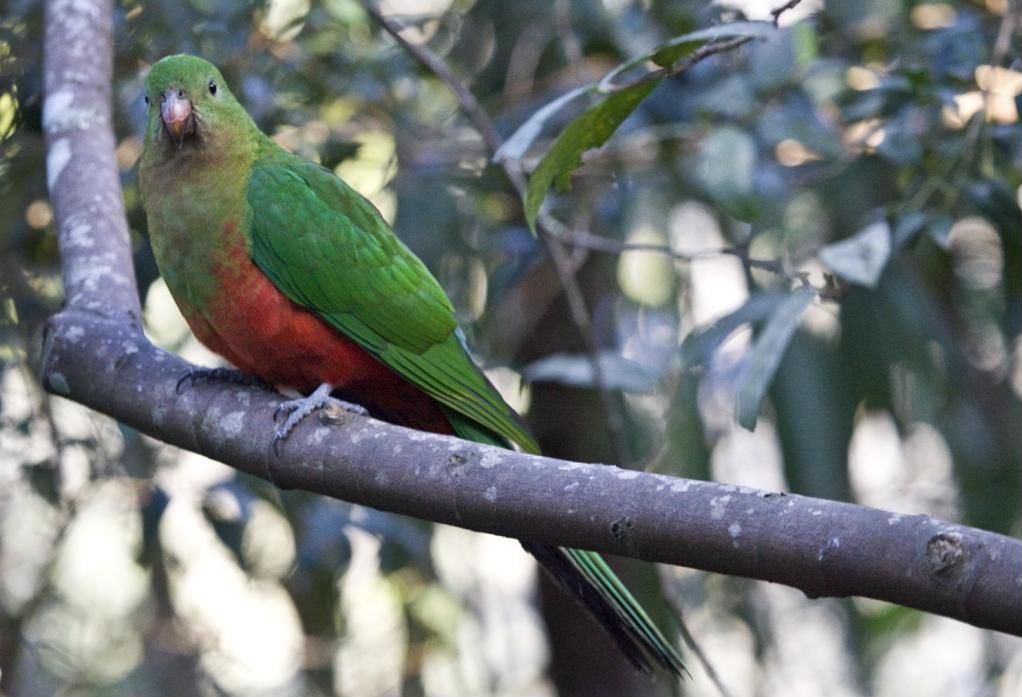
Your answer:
(143, 54), (248, 153)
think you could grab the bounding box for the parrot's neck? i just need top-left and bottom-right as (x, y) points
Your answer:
(139, 125), (264, 316)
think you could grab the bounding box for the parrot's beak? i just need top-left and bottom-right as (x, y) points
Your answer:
(160, 90), (194, 148)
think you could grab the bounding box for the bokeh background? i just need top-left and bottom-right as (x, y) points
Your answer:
(1, 0), (1020, 695)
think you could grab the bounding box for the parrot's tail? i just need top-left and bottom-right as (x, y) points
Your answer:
(441, 405), (685, 677)
(522, 542), (687, 678)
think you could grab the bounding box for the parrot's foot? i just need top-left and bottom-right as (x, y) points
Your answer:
(176, 367), (270, 394)
(272, 383), (368, 451)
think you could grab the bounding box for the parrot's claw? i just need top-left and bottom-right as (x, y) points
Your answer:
(177, 367), (270, 394)
(271, 383), (368, 452)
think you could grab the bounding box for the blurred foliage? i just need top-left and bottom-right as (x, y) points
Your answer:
(1, 0), (1021, 696)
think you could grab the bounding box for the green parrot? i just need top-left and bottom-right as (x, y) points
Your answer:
(139, 54), (684, 677)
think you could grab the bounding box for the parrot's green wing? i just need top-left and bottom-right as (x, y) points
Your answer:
(246, 151), (538, 454)
(246, 147), (684, 677)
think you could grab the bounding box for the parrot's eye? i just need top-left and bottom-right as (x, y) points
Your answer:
(208, 80), (217, 96)
(144, 94), (149, 105)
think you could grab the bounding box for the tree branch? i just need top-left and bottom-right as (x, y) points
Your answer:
(39, 311), (1022, 636)
(39, 0), (1021, 639)
(43, 0), (140, 327)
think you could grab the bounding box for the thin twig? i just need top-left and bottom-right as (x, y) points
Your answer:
(770, 0), (805, 26)
(600, 36), (756, 95)
(363, 3), (502, 155)
(554, 226), (809, 284)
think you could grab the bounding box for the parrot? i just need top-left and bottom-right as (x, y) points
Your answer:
(138, 54), (685, 678)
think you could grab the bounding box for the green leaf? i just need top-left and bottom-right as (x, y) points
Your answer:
(792, 21), (819, 66)
(494, 85), (593, 164)
(139, 486), (171, 566)
(522, 351), (660, 393)
(697, 126), (760, 221)
(926, 214), (953, 250)
(500, 22), (774, 167)
(646, 21), (776, 70)
(735, 288), (815, 430)
(650, 40), (703, 68)
(818, 221), (892, 287)
(524, 80), (659, 233)
(511, 20), (776, 232)
(601, 21), (775, 89)
(892, 211), (926, 248)
(201, 482), (252, 570)
(964, 178), (1022, 240)
(680, 292), (792, 370)
(24, 460), (60, 506)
